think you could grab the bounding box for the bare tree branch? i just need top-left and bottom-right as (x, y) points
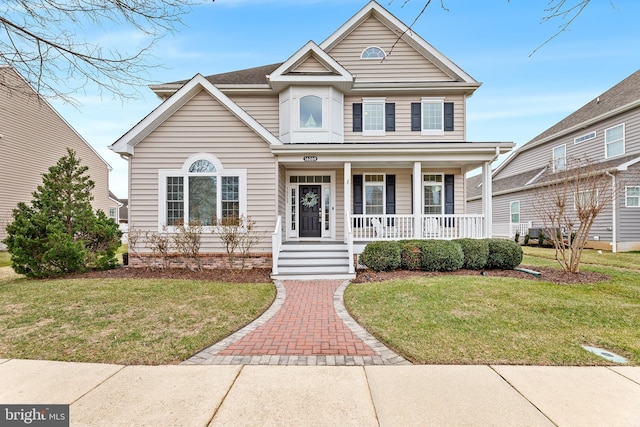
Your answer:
(0, 1), (202, 103)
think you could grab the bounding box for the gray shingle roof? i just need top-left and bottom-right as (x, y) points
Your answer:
(169, 63), (283, 86)
(528, 69), (640, 145)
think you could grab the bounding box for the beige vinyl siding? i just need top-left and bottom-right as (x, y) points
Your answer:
(0, 67), (111, 244)
(291, 56), (331, 73)
(326, 16), (453, 82)
(344, 94), (466, 142)
(129, 90), (276, 254)
(226, 94), (279, 137)
(496, 107), (640, 181)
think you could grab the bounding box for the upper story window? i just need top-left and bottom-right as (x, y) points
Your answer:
(361, 46), (386, 59)
(160, 154), (246, 228)
(353, 99), (395, 135)
(411, 99), (453, 135)
(605, 123), (625, 158)
(300, 95), (322, 128)
(553, 144), (566, 172)
(108, 207), (118, 220)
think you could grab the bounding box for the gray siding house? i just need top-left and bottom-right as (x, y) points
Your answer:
(468, 69), (640, 252)
(0, 66), (117, 249)
(111, 1), (514, 279)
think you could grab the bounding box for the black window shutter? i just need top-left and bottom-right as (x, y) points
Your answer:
(385, 174), (396, 226)
(444, 174), (455, 214)
(353, 103), (363, 132)
(411, 103), (421, 131)
(385, 103), (395, 132)
(353, 175), (363, 214)
(444, 102), (454, 132)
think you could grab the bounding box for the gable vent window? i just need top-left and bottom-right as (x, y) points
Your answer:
(574, 131), (595, 144)
(361, 46), (386, 59)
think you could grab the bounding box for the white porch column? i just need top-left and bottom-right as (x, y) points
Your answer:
(344, 162), (351, 243)
(482, 161), (493, 238)
(413, 162), (422, 238)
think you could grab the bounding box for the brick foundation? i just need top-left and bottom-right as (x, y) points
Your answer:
(127, 253), (272, 270)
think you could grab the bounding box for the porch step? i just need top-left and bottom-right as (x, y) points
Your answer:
(271, 241), (355, 281)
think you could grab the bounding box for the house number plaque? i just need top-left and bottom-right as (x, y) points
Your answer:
(303, 156), (318, 162)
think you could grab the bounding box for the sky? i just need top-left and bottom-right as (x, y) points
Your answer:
(49, 0), (640, 199)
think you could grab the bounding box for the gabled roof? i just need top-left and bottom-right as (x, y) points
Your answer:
(320, 0), (478, 85)
(493, 69), (640, 177)
(267, 41), (353, 92)
(110, 74), (281, 155)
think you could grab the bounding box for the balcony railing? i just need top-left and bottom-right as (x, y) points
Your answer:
(350, 214), (486, 241)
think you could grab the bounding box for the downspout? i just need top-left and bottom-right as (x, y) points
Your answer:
(605, 171), (617, 253)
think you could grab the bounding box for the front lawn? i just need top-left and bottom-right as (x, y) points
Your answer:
(0, 276), (275, 364)
(344, 248), (640, 365)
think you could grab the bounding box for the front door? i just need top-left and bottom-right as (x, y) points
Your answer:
(299, 185), (322, 238)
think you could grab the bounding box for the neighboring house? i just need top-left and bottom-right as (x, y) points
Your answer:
(468, 69), (640, 252)
(0, 66), (115, 249)
(110, 1), (514, 278)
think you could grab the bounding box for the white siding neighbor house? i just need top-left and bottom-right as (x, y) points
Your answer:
(0, 66), (116, 249)
(111, 1), (514, 279)
(468, 69), (640, 252)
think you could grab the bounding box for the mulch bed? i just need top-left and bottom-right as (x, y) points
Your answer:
(69, 265), (609, 285)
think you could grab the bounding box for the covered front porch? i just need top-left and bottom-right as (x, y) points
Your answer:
(270, 142), (513, 278)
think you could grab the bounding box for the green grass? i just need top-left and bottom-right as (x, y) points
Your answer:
(0, 251), (11, 268)
(523, 246), (640, 270)
(345, 249), (640, 366)
(0, 276), (275, 365)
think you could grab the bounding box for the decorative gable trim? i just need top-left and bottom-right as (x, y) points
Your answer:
(320, 1), (479, 85)
(267, 41), (353, 92)
(110, 74), (282, 155)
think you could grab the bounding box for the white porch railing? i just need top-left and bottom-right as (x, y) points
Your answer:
(271, 215), (282, 275)
(493, 222), (532, 239)
(351, 214), (486, 241)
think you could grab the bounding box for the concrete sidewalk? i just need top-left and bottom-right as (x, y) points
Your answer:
(1, 359), (639, 426)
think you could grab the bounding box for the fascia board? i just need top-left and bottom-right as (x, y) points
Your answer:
(272, 142), (514, 156)
(110, 74), (281, 155)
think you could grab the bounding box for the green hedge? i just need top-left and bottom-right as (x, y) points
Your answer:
(398, 240), (422, 270)
(455, 238), (489, 270)
(359, 241), (401, 271)
(486, 239), (523, 270)
(419, 240), (464, 272)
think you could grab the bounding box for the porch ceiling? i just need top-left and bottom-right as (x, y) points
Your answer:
(272, 142), (514, 170)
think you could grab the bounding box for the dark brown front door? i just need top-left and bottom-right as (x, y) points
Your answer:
(299, 185), (322, 238)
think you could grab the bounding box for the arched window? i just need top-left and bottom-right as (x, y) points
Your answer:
(361, 46), (386, 59)
(300, 95), (322, 128)
(160, 154), (245, 227)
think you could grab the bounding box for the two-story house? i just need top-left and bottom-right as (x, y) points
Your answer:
(0, 66), (117, 249)
(468, 69), (640, 252)
(110, 1), (514, 279)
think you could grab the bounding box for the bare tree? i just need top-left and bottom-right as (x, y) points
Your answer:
(0, 0), (202, 103)
(533, 157), (618, 273)
(390, 1), (613, 56)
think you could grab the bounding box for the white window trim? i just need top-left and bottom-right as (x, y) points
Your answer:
(363, 173), (386, 215)
(158, 153), (247, 232)
(293, 88), (329, 133)
(605, 123), (625, 159)
(422, 173), (444, 214)
(421, 97), (444, 136)
(360, 46), (386, 60)
(362, 97), (386, 137)
(553, 144), (566, 172)
(510, 201), (520, 224)
(575, 190), (598, 211)
(625, 186), (640, 208)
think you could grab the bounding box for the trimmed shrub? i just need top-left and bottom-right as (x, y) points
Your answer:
(486, 239), (523, 270)
(419, 240), (464, 272)
(360, 241), (401, 272)
(398, 240), (422, 270)
(455, 238), (489, 270)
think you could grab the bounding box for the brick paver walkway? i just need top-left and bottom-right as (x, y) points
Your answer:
(183, 280), (409, 366)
